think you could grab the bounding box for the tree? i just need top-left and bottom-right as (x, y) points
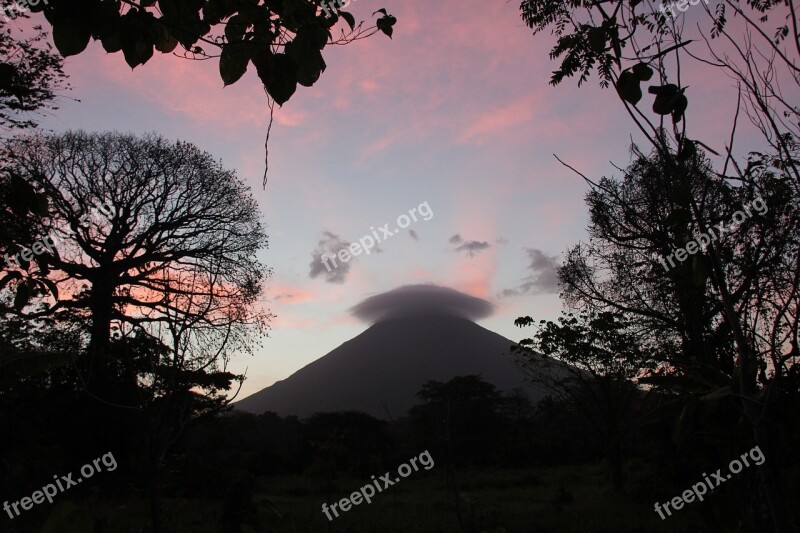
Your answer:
(0, 16), (70, 371)
(513, 310), (656, 490)
(558, 147), (796, 375)
(520, 0), (800, 528)
(0, 15), (69, 131)
(0, 130), (271, 530)
(409, 375), (505, 466)
(409, 375), (507, 531)
(1, 130), (268, 349)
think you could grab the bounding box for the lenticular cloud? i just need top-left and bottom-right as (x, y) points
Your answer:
(350, 284), (495, 323)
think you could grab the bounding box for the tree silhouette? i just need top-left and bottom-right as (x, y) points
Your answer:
(513, 310), (656, 490)
(1, 130), (272, 531)
(0, 130), (271, 396)
(520, 0), (800, 527)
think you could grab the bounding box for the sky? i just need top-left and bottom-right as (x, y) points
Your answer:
(30, 0), (756, 399)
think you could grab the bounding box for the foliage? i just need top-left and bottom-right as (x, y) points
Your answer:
(520, 0), (800, 524)
(409, 375), (507, 466)
(0, 16), (69, 131)
(31, 0), (395, 106)
(519, 0), (799, 180)
(515, 309), (658, 381)
(513, 309), (657, 489)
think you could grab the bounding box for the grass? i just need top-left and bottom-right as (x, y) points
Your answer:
(3, 463), (708, 532)
(261, 463), (705, 532)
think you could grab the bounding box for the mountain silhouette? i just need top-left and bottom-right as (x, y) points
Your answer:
(235, 314), (549, 419)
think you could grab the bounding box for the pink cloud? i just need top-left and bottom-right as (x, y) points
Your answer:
(456, 96), (537, 144)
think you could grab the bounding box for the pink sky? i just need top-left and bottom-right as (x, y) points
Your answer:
(31, 0), (760, 399)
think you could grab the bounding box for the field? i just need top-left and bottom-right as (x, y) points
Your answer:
(5, 463), (707, 532)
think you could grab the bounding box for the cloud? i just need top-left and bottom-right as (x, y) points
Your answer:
(268, 283), (315, 303)
(498, 248), (559, 297)
(448, 234), (463, 244)
(309, 231), (353, 284)
(350, 284), (495, 323)
(455, 240), (491, 257)
(409, 229), (419, 241)
(455, 95), (537, 145)
(495, 237), (509, 245)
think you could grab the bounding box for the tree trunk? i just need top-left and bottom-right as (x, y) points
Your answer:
(86, 278), (115, 398)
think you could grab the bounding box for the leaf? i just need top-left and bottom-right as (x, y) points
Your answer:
(615, 70), (642, 105)
(153, 22), (179, 53)
(265, 53), (297, 105)
(671, 94), (687, 123)
(220, 42), (250, 86)
(122, 39), (154, 68)
(632, 62), (653, 81)
(224, 13), (248, 42)
(649, 83), (679, 115)
(372, 8), (387, 15)
(340, 11), (355, 31)
(375, 14), (396, 38)
(286, 29), (326, 87)
(52, 21), (92, 57)
(101, 29), (124, 53)
(250, 45), (272, 81)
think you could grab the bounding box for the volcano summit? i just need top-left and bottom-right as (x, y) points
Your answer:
(235, 285), (548, 418)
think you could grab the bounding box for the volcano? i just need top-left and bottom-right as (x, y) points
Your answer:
(235, 286), (550, 418)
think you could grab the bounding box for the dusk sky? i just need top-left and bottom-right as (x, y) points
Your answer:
(34, 0), (752, 399)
